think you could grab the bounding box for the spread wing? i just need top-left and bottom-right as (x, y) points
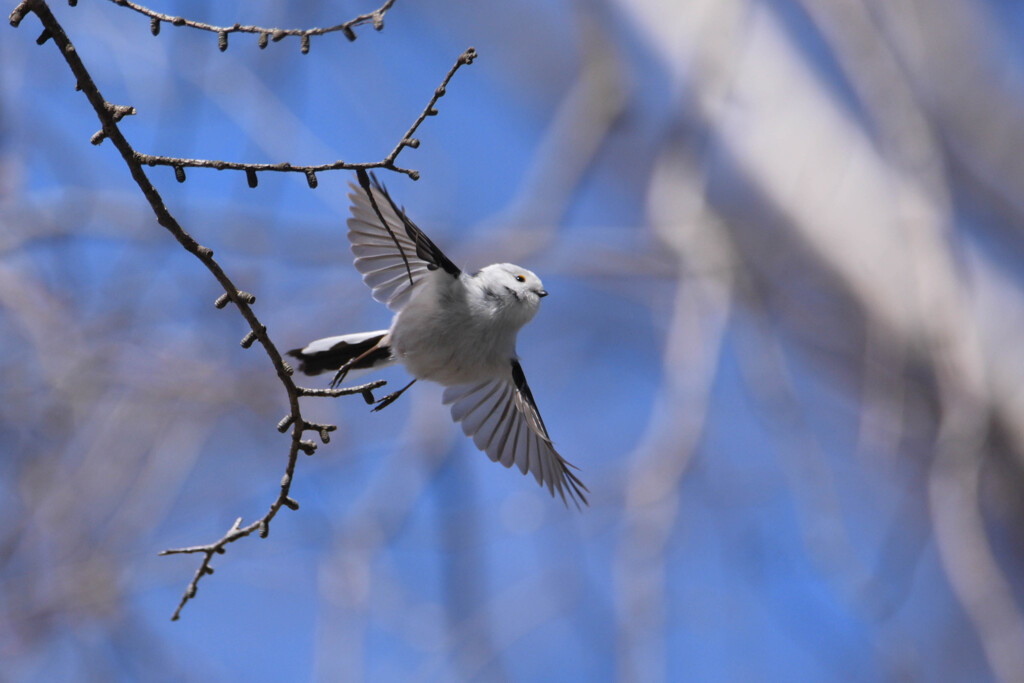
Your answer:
(442, 360), (588, 508)
(347, 174), (460, 312)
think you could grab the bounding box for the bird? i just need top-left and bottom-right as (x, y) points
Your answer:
(288, 173), (588, 508)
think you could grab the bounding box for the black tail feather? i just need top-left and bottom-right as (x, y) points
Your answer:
(287, 333), (392, 376)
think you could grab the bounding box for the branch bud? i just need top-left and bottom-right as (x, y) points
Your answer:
(9, 3), (30, 28)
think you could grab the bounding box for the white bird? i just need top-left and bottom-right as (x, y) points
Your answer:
(289, 174), (588, 507)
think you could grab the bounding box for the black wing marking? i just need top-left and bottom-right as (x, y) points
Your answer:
(511, 358), (547, 434)
(368, 173), (461, 278)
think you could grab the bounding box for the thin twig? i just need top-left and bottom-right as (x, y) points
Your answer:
(299, 381), (386, 403)
(101, 0), (395, 52)
(133, 46), (478, 183)
(134, 152), (422, 184)
(383, 46), (478, 170)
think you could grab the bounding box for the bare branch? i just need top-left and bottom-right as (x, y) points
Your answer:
(132, 46), (477, 183)
(8, 0), (444, 620)
(384, 47), (477, 170)
(298, 381), (386, 402)
(99, 0), (396, 52)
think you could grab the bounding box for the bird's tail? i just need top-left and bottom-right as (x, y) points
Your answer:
(287, 330), (394, 378)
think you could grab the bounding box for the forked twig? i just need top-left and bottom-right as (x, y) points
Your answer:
(132, 46), (477, 184)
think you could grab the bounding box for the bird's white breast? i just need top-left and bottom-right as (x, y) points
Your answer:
(388, 272), (518, 386)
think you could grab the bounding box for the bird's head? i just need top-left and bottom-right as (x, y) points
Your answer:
(476, 263), (548, 326)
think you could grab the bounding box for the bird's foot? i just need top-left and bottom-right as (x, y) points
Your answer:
(371, 379), (417, 412)
(329, 365), (351, 389)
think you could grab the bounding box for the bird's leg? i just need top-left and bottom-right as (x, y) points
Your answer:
(329, 339), (384, 389)
(371, 379), (417, 412)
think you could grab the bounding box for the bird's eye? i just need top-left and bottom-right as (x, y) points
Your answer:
(515, 274), (526, 283)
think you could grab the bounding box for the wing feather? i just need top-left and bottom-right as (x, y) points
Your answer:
(362, 262), (421, 288)
(472, 384), (510, 453)
(450, 382), (489, 422)
(442, 366), (589, 508)
(493, 399), (518, 468)
(523, 429), (538, 485)
(462, 382), (503, 446)
(347, 174), (460, 312)
(510, 416), (528, 475)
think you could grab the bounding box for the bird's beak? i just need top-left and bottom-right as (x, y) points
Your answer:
(537, 289), (548, 298)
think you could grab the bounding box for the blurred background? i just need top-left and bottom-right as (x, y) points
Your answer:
(4, 0), (1024, 680)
